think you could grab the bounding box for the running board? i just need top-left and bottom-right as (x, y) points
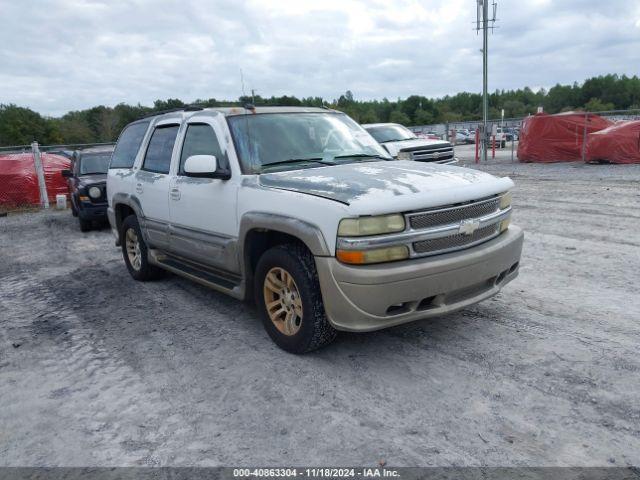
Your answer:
(148, 250), (244, 298)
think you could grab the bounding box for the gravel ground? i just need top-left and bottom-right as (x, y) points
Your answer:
(1, 159), (639, 467)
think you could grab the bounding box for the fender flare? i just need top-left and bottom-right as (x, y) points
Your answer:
(110, 193), (147, 242)
(238, 212), (332, 259)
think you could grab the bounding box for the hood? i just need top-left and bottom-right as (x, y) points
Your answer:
(78, 173), (107, 186)
(259, 160), (513, 215)
(382, 138), (450, 157)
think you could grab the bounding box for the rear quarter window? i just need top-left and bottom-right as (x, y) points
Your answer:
(109, 121), (150, 169)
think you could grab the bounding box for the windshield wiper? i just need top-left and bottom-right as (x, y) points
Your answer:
(261, 157), (336, 170)
(331, 153), (390, 161)
(379, 138), (414, 143)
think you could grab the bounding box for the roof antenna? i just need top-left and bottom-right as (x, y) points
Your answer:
(240, 68), (246, 99)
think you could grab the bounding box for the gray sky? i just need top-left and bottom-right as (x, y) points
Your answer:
(1, 0), (639, 116)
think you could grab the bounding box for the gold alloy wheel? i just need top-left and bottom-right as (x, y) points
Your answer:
(125, 228), (142, 271)
(263, 267), (303, 336)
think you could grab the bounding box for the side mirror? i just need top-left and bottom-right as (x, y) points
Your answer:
(61, 169), (72, 178)
(183, 155), (230, 179)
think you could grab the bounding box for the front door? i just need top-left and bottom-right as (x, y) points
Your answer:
(135, 123), (180, 251)
(168, 119), (238, 271)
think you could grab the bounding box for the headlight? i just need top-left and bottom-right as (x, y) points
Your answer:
(338, 214), (405, 237)
(499, 191), (512, 209)
(336, 245), (409, 265)
(88, 186), (102, 199)
(397, 151), (412, 161)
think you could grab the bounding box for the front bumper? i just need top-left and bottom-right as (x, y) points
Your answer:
(315, 226), (523, 332)
(78, 202), (108, 221)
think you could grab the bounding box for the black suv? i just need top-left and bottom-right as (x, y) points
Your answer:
(61, 146), (114, 231)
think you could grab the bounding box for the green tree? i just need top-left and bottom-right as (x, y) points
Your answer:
(0, 104), (54, 145)
(414, 109), (434, 125)
(584, 97), (615, 113)
(389, 109), (410, 125)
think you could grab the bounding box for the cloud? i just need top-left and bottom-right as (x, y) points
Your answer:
(0, 0), (638, 116)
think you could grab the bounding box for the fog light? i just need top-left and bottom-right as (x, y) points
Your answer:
(500, 219), (510, 232)
(336, 245), (409, 265)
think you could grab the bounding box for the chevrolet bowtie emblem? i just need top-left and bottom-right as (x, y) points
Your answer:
(459, 220), (480, 235)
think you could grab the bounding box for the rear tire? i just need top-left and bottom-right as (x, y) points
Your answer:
(120, 215), (164, 281)
(254, 243), (337, 353)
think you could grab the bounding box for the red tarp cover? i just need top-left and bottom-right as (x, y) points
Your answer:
(585, 120), (640, 164)
(518, 112), (612, 163)
(0, 152), (71, 206)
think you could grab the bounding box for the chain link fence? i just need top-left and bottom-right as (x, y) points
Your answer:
(409, 108), (640, 163)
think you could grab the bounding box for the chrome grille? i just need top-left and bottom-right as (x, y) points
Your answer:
(404, 145), (454, 162)
(413, 224), (500, 255)
(409, 197), (500, 230)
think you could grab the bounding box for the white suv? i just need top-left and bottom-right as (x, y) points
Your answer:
(107, 106), (523, 353)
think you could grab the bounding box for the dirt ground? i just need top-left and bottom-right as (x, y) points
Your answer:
(1, 158), (639, 467)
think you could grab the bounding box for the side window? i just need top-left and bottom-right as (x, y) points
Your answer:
(142, 125), (179, 174)
(110, 121), (149, 169)
(179, 123), (229, 175)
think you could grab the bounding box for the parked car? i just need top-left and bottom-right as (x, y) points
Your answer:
(494, 128), (508, 147)
(454, 130), (475, 144)
(107, 106), (523, 353)
(416, 132), (441, 140)
(363, 123), (458, 164)
(504, 127), (519, 140)
(62, 145), (114, 231)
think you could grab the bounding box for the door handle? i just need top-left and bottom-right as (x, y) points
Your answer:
(135, 183), (143, 194)
(170, 188), (181, 201)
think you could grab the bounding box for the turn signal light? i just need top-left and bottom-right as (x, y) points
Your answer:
(336, 245), (409, 265)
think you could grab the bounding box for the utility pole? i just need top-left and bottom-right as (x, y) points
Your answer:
(476, 0), (497, 162)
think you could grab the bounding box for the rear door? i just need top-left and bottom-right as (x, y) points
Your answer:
(168, 117), (238, 270)
(135, 122), (180, 250)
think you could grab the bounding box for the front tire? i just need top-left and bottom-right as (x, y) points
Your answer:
(79, 217), (92, 232)
(254, 244), (337, 353)
(120, 215), (164, 281)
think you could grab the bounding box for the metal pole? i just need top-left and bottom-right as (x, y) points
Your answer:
(482, 0), (489, 163)
(581, 112), (588, 163)
(511, 134), (515, 162)
(31, 142), (49, 209)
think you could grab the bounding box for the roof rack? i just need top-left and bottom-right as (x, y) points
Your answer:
(141, 105), (204, 119)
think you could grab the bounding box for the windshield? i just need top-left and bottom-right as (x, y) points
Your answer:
(365, 124), (417, 143)
(227, 113), (391, 173)
(79, 153), (111, 175)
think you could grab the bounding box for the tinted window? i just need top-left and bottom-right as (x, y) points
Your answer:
(142, 125), (179, 174)
(179, 124), (229, 174)
(110, 122), (149, 169)
(80, 153), (111, 175)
